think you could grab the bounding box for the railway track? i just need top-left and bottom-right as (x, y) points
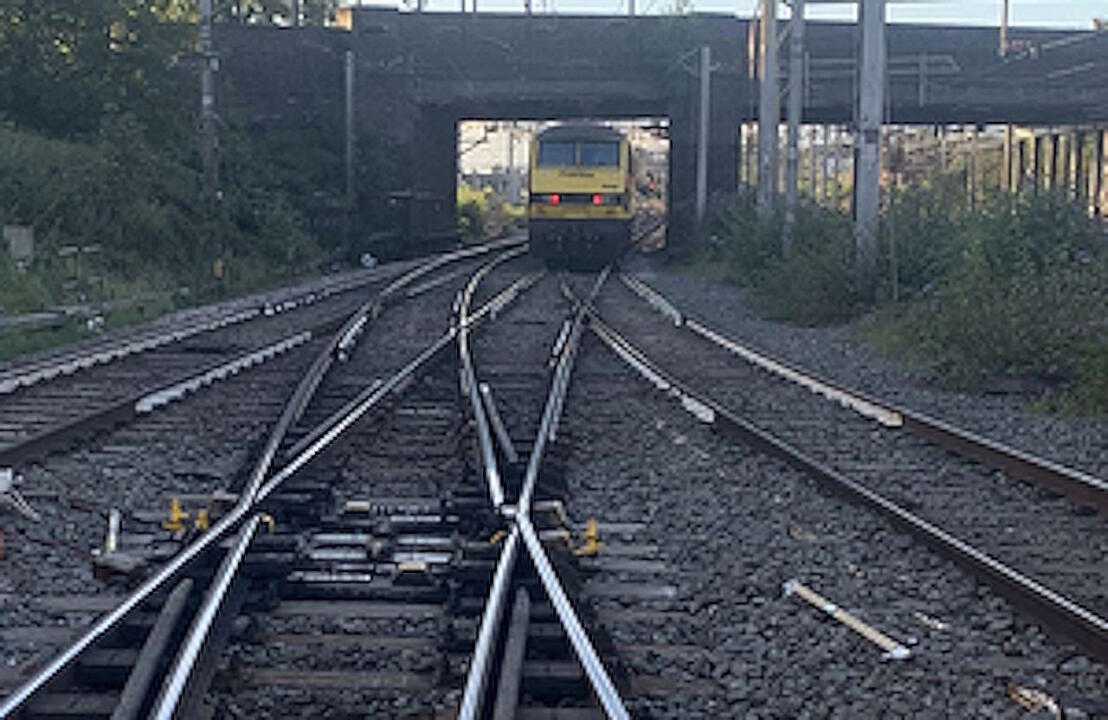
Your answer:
(0, 241), (532, 718)
(455, 266), (633, 720)
(0, 264), (430, 468)
(5, 236), (1106, 717)
(0, 265), (417, 397)
(455, 266), (723, 718)
(573, 275), (1108, 684)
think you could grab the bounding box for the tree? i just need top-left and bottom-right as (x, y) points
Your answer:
(0, 1), (192, 140)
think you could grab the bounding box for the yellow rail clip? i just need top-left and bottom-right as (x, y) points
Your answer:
(162, 498), (189, 533)
(572, 519), (603, 557)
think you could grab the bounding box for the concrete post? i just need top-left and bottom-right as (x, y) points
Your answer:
(854, 0), (886, 274)
(1016, 137), (1027, 195)
(757, 0), (779, 216)
(507, 122), (517, 204)
(832, 125), (843, 209)
(999, 0), (1009, 56)
(198, 0), (218, 199)
(1033, 134), (1043, 195)
(969, 125), (978, 211)
(1050, 133), (1060, 193)
(819, 125), (830, 203)
(291, 0), (300, 26)
(1095, 129), (1105, 216)
(1003, 124), (1014, 193)
(345, 50), (356, 209)
(807, 127), (817, 202)
(1071, 129), (1084, 205)
(746, 20), (758, 190)
(697, 46), (711, 224)
(938, 125), (947, 171)
(784, 0), (805, 249)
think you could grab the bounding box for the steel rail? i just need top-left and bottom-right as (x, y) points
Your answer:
(458, 526), (522, 720)
(0, 239), (522, 718)
(0, 328), (318, 470)
(459, 267), (629, 720)
(150, 515), (262, 720)
(283, 271), (543, 464)
(518, 269), (608, 514)
(585, 309), (1108, 666)
(620, 273), (1108, 515)
(516, 513), (630, 720)
(457, 245), (530, 508)
(147, 252), (543, 719)
(0, 263), (401, 396)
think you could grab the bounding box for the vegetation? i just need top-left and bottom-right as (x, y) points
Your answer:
(457, 185), (525, 243)
(0, 1), (392, 358)
(693, 183), (1108, 412)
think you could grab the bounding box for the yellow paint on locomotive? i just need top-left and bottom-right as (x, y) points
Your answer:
(528, 135), (633, 221)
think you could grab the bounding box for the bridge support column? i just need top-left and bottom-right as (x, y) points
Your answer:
(413, 108), (459, 240)
(668, 57), (739, 242)
(854, 0), (886, 279)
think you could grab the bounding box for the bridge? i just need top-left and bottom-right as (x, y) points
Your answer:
(214, 8), (1108, 236)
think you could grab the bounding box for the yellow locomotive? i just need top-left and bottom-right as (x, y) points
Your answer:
(528, 124), (632, 267)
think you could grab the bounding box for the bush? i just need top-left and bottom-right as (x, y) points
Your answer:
(695, 194), (862, 325)
(869, 192), (1107, 410)
(457, 185), (517, 243)
(693, 187), (1108, 412)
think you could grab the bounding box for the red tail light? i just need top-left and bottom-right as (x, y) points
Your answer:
(549, 194), (560, 205)
(592, 194), (603, 206)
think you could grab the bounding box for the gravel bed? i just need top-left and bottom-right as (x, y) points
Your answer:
(627, 255), (1108, 482)
(561, 332), (1108, 718)
(593, 279), (1108, 621)
(0, 336), (330, 686)
(470, 260), (573, 446)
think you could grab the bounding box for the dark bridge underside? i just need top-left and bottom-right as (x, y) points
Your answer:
(216, 10), (1107, 238)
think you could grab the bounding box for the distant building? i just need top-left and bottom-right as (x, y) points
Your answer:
(460, 167), (528, 205)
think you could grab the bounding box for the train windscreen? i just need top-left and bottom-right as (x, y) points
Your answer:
(538, 141), (577, 166)
(579, 142), (620, 167)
